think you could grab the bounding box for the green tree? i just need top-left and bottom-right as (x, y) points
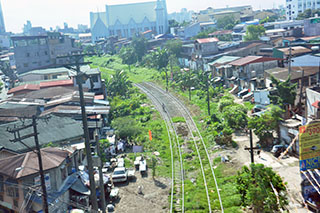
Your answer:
(168, 19), (180, 28)
(216, 15), (238, 30)
(248, 105), (284, 146)
(195, 68), (213, 115)
(111, 116), (142, 140)
(152, 48), (170, 91)
(236, 164), (288, 213)
(119, 46), (136, 72)
(297, 9), (320, 19)
(223, 104), (248, 130)
(259, 15), (278, 24)
(131, 36), (148, 62)
(164, 39), (183, 58)
(177, 68), (196, 101)
(244, 25), (266, 41)
(268, 76), (297, 109)
(106, 70), (132, 98)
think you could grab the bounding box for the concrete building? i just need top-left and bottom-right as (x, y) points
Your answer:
(304, 16), (320, 36)
(0, 147), (84, 213)
(194, 38), (219, 57)
(229, 56), (281, 90)
(286, 0), (320, 20)
(11, 33), (79, 74)
(292, 54), (320, 67)
(90, 0), (168, 42)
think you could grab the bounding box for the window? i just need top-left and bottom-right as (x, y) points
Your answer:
(44, 51), (48, 55)
(28, 39), (39, 46)
(0, 175), (3, 192)
(5, 178), (19, 198)
(0, 194), (3, 201)
(23, 63), (28, 68)
(13, 199), (18, 208)
(91, 75), (98, 83)
(39, 38), (47, 45)
(26, 53), (30, 57)
(52, 75), (58, 79)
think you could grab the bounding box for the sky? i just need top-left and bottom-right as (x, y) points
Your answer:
(2, 0), (285, 33)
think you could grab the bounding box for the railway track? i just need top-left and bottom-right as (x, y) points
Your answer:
(135, 83), (185, 213)
(139, 82), (224, 213)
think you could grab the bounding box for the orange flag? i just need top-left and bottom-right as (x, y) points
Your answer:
(149, 130), (152, 141)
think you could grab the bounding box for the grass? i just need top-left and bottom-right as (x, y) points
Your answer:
(172, 116), (186, 123)
(244, 101), (255, 111)
(86, 55), (160, 83)
(89, 54), (243, 212)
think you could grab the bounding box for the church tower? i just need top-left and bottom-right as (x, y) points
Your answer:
(0, 0), (6, 33)
(155, 0), (168, 34)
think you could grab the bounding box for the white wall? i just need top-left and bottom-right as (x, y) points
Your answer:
(292, 54), (320, 67)
(306, 88), (320, 119)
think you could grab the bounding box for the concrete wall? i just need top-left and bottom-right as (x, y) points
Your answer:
(21, 74), (44, 82)
(292, 54), (320, 67)
(13, 37), (52, 74)
(306, 88), (320, 119)
(304, 18), (320, 36)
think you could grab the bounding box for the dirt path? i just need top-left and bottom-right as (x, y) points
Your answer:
(113, 170), (170, 213)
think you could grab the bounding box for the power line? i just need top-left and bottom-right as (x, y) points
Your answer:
(0, 180), (96, 212)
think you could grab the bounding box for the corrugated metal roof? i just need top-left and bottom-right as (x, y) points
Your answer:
(196, 37), (219, 44)
(229, 56), (280, 66)
(40, 79), (74, 88)
(0, 147), (71, 179)
(209, 56), (241, 66)
(278, 46), (312, 55)
(0, 115), (84, 153)
(265, 66), (319, 81)
(8, 84), (40, 94)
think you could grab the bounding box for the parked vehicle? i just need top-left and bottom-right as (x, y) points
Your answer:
(112, 167), (128, 183)
(252, 105), (267, 113)
(271, 144), (288, 157)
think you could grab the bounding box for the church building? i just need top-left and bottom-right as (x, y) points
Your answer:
(90, 0), (168, 42)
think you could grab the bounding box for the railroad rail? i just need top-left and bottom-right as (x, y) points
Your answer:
(135, 83), (185, 212)
(142, 82), (224, 212)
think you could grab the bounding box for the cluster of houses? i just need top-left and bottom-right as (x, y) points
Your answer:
(177, 29), (320, 157)
(0, 60), (112, 212)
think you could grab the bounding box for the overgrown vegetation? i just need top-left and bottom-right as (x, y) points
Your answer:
(236, 164), (288, 212)
(244, 25), (266, 41)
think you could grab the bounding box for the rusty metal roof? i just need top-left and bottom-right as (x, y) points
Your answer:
(229, 56), (281, 66)
(196, 37), (219, 44)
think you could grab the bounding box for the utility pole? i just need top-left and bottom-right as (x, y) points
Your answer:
(288, 45), (292, 75)
(244, 129), (261, 164)
(60, 53), (99, 211)
(8, 115), (49, 213)
(96, 131), (106, 213)
(299, 68), (305, 112)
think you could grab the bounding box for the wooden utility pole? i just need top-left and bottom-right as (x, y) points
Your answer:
(299, 68), (305, 111)
(8, 115), (49, 213)
(288, 45), (292, 75)
(96, 132), (106, 213)
(244, 129), (261, 164)
(60, 53), (99, 211)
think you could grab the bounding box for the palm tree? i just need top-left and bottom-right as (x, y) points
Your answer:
(195, 66), (213, 115)
(119, 46), (136, 72)
(177, 67), (196, 101)
(107, 70), (132, 98)
(152, 48), (169, 91)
